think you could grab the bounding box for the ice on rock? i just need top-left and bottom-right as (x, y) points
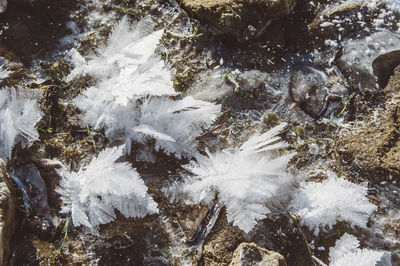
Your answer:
(338, 31), (400, 91)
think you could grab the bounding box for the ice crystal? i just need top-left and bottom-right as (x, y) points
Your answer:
(127, 96), (221, 158)
(290, 174), (377, 235)
(0, 66), (10, 80)
(67, 16), (176, 106)
(329, 233), (391, 266)
(70, 16), (177, 139)
(177, 123), (295, 233)
(0, 87), (42, 161)
(57, 146), (158, 230)
(68, 17), (220, 159)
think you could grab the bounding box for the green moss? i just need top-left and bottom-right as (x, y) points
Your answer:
(263, 112), (278, 125)
(293, 126), (304, 138)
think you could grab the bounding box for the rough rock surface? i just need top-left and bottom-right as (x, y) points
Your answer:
(201, 208), (246, 265)
(229, 242), (287, 266)
(179, 0), (294, 41)
(339, 65), (400, 179)
(373, 50), (400, 89)
(0, 159), (17, 266)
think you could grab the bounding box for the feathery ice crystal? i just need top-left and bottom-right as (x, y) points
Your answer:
(69, 16), (175, 133)
(57, 146), (158, 230)
(329, 233), (391, 266)
(128, 96), (221, 158)
(290, 174), (377, 235)
(176, 123), (295, 233)
(67, 16), (176, 105)
(69, 17), (221, 159)
(0, 65), (10, 80)
(0, 87), (42, 161)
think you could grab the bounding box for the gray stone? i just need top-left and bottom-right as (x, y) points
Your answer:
(289, 66), (328, 118)
(373, 50), (400, 89)
(337, 31), (400, 92)
(229, 242), (287, 266)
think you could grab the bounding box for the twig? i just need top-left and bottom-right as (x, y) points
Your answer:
(196, 122), (228, 140)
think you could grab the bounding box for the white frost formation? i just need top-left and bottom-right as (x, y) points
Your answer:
(69, 17), (221, 159)
(290, 174), (377, 235)
(0, 66), (10, 81)
(67, 16), (176, 105)
(128, 96), (221, 158)
(0, 87), (42, 161)
(329, 233), (392, 266)
(57, 146), (158, 230)
(178, 123), (295, 233)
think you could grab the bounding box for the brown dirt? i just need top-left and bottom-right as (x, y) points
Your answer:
(338, 65), (400, 181)
(200, 208), (246, 265)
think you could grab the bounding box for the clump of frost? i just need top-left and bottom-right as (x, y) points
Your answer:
(174, 123), (295, 233)
(57, 146), (158, 230)
(0, 87), (42, 161)
(329, 233), (392, 266)
(69, 16), (176, 138)
(127, 96), (221, 158)
(69, 17), (221, 159)
(290, 174), (377, 235)
(67, 16), (176, 105)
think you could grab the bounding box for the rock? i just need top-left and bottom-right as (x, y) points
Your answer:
(289, 65), (349, 118)
(337, 31), (400, 92)
(0, 0), (7, 13)
(229, 242), (287, 266)
(289, 66), (328, 117)
(308, 3), (361, 35)
(34, 159), (63, 211)
(176, 204), (210, 241)
(13, 163), (52, 219)
(338, 65), (400, 180)
(179, 0), (294, 41)
(202, 208), (246, 265)
(372, 50), (400, 89)
(0, 159), (18, 266)
(0, 0), (77, 64)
